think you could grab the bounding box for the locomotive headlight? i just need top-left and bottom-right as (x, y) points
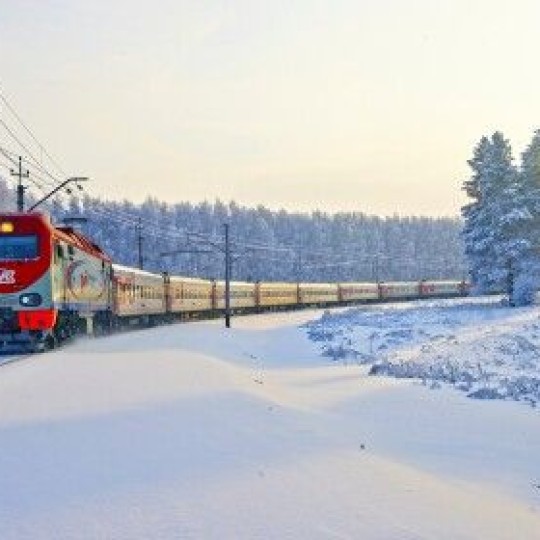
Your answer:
(19, 293), (42, 307)
(0, 222), (14, 233)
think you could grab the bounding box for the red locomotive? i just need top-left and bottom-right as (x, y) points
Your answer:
(0, 213), (112, 351)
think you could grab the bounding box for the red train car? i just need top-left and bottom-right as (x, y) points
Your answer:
(0, 213), (112, 351)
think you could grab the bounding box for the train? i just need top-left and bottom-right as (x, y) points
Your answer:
(0, 212), (469, 352)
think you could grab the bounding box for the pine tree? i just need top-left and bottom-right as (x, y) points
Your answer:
(462, 131), (540, 305)
(513, 129), (540, 304)
(462, 132), (522, 298)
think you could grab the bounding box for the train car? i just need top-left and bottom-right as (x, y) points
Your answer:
(379, 281), (420, 300)
(0, 213), (112, 351)
(112, 264), (166, 323)
(338, 282), (380, 303)
(257, 281), (298, 308)
(214, 280), (257, 311)
(298, 282), (339, 305)
(420, 280), (468, 297)
(167, 275), (214, 314)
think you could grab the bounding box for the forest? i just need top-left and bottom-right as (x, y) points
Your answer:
(0, 178), (466, 283)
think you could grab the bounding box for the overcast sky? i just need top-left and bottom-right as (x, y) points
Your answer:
(1, 0), (540, 216)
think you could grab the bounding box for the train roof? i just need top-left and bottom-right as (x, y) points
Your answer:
(379, 281), (419, 286)
(298, 282), (338, 288)
(54, 226), (111, 262)
(112, 263), (164, 279)
(420, 279), (464, 284)
(215, 280), (256, 287)
(0, 212), (111, 262)
(338, 282), (379, 287)
(168, 275), (214, 285)
(258, 281), (298, 288)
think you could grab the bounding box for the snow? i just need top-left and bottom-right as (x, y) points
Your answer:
(306, 297), (540, 406)
(0, 302), (539, 539)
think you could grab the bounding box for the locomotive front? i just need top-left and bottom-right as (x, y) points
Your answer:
(0, 213), (56, 351)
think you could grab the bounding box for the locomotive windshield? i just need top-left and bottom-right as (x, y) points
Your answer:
(0, 235), (39, 260)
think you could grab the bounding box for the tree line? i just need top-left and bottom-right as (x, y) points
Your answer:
(0, 178), (466, 283)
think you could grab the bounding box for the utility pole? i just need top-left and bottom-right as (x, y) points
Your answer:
(10, 156), (29, 212)
(224, 223), (231, 329)
(137, 218), (144, 270)
(372, 254), (380, 282)
(160, 226), (232, 329)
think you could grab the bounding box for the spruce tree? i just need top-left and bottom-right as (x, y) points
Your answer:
(462, 132), (524, 299)
(513, 129), (540, 304)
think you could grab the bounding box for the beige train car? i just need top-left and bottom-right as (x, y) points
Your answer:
(420, 280), (466, 297)
(257, 281), (298, 307)
(214, 280), (256, 310)
(379, 281), (420, 300)
(168, 275), (214, 313)
(112, 264), (166, 318)
(298, 282), (339, 305)
(338, 282), (379, 302)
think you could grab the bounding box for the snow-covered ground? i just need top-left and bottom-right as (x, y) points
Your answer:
(0, 300), (539, 539)
(306, 297), (540, 405)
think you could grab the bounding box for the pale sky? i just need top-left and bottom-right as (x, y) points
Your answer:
(2, 0), (540, 217)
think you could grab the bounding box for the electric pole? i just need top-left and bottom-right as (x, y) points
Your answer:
(224, 223), (231, 328)
(296, 246), (303, 282)
(161, 226), (232, 329)
(10, 156), (29, 212)
(137, 218), (144, 270)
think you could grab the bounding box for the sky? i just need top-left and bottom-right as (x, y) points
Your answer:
(1, 0), (540, 217)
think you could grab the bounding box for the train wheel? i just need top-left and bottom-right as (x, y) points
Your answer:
(44, 334), (57, 351)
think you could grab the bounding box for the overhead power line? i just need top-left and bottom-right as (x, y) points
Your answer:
(0, 84), (67, 181)
(0, 120), (63, 186)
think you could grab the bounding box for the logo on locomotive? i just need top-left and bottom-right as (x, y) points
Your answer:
(0, 268), (15, 285)
(66, 260), (106, 300)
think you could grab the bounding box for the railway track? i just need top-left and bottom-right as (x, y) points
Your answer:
(0, 353), (34, 367)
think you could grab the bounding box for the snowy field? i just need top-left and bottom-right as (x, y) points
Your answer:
(0, 299), (539, 539)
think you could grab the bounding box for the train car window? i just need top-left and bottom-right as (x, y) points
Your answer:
(0, 235), (39, 260)
(67, 245), (75, 257)
(56, 244), (64, 260)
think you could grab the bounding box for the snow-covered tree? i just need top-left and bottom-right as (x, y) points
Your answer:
(512, 129), (540, 303)
(462, 132), (538, 305)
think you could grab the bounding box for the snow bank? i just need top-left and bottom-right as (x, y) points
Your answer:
(305, 297), (540, 406)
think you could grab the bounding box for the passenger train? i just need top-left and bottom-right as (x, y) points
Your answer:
(0, 213), (469, 352)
